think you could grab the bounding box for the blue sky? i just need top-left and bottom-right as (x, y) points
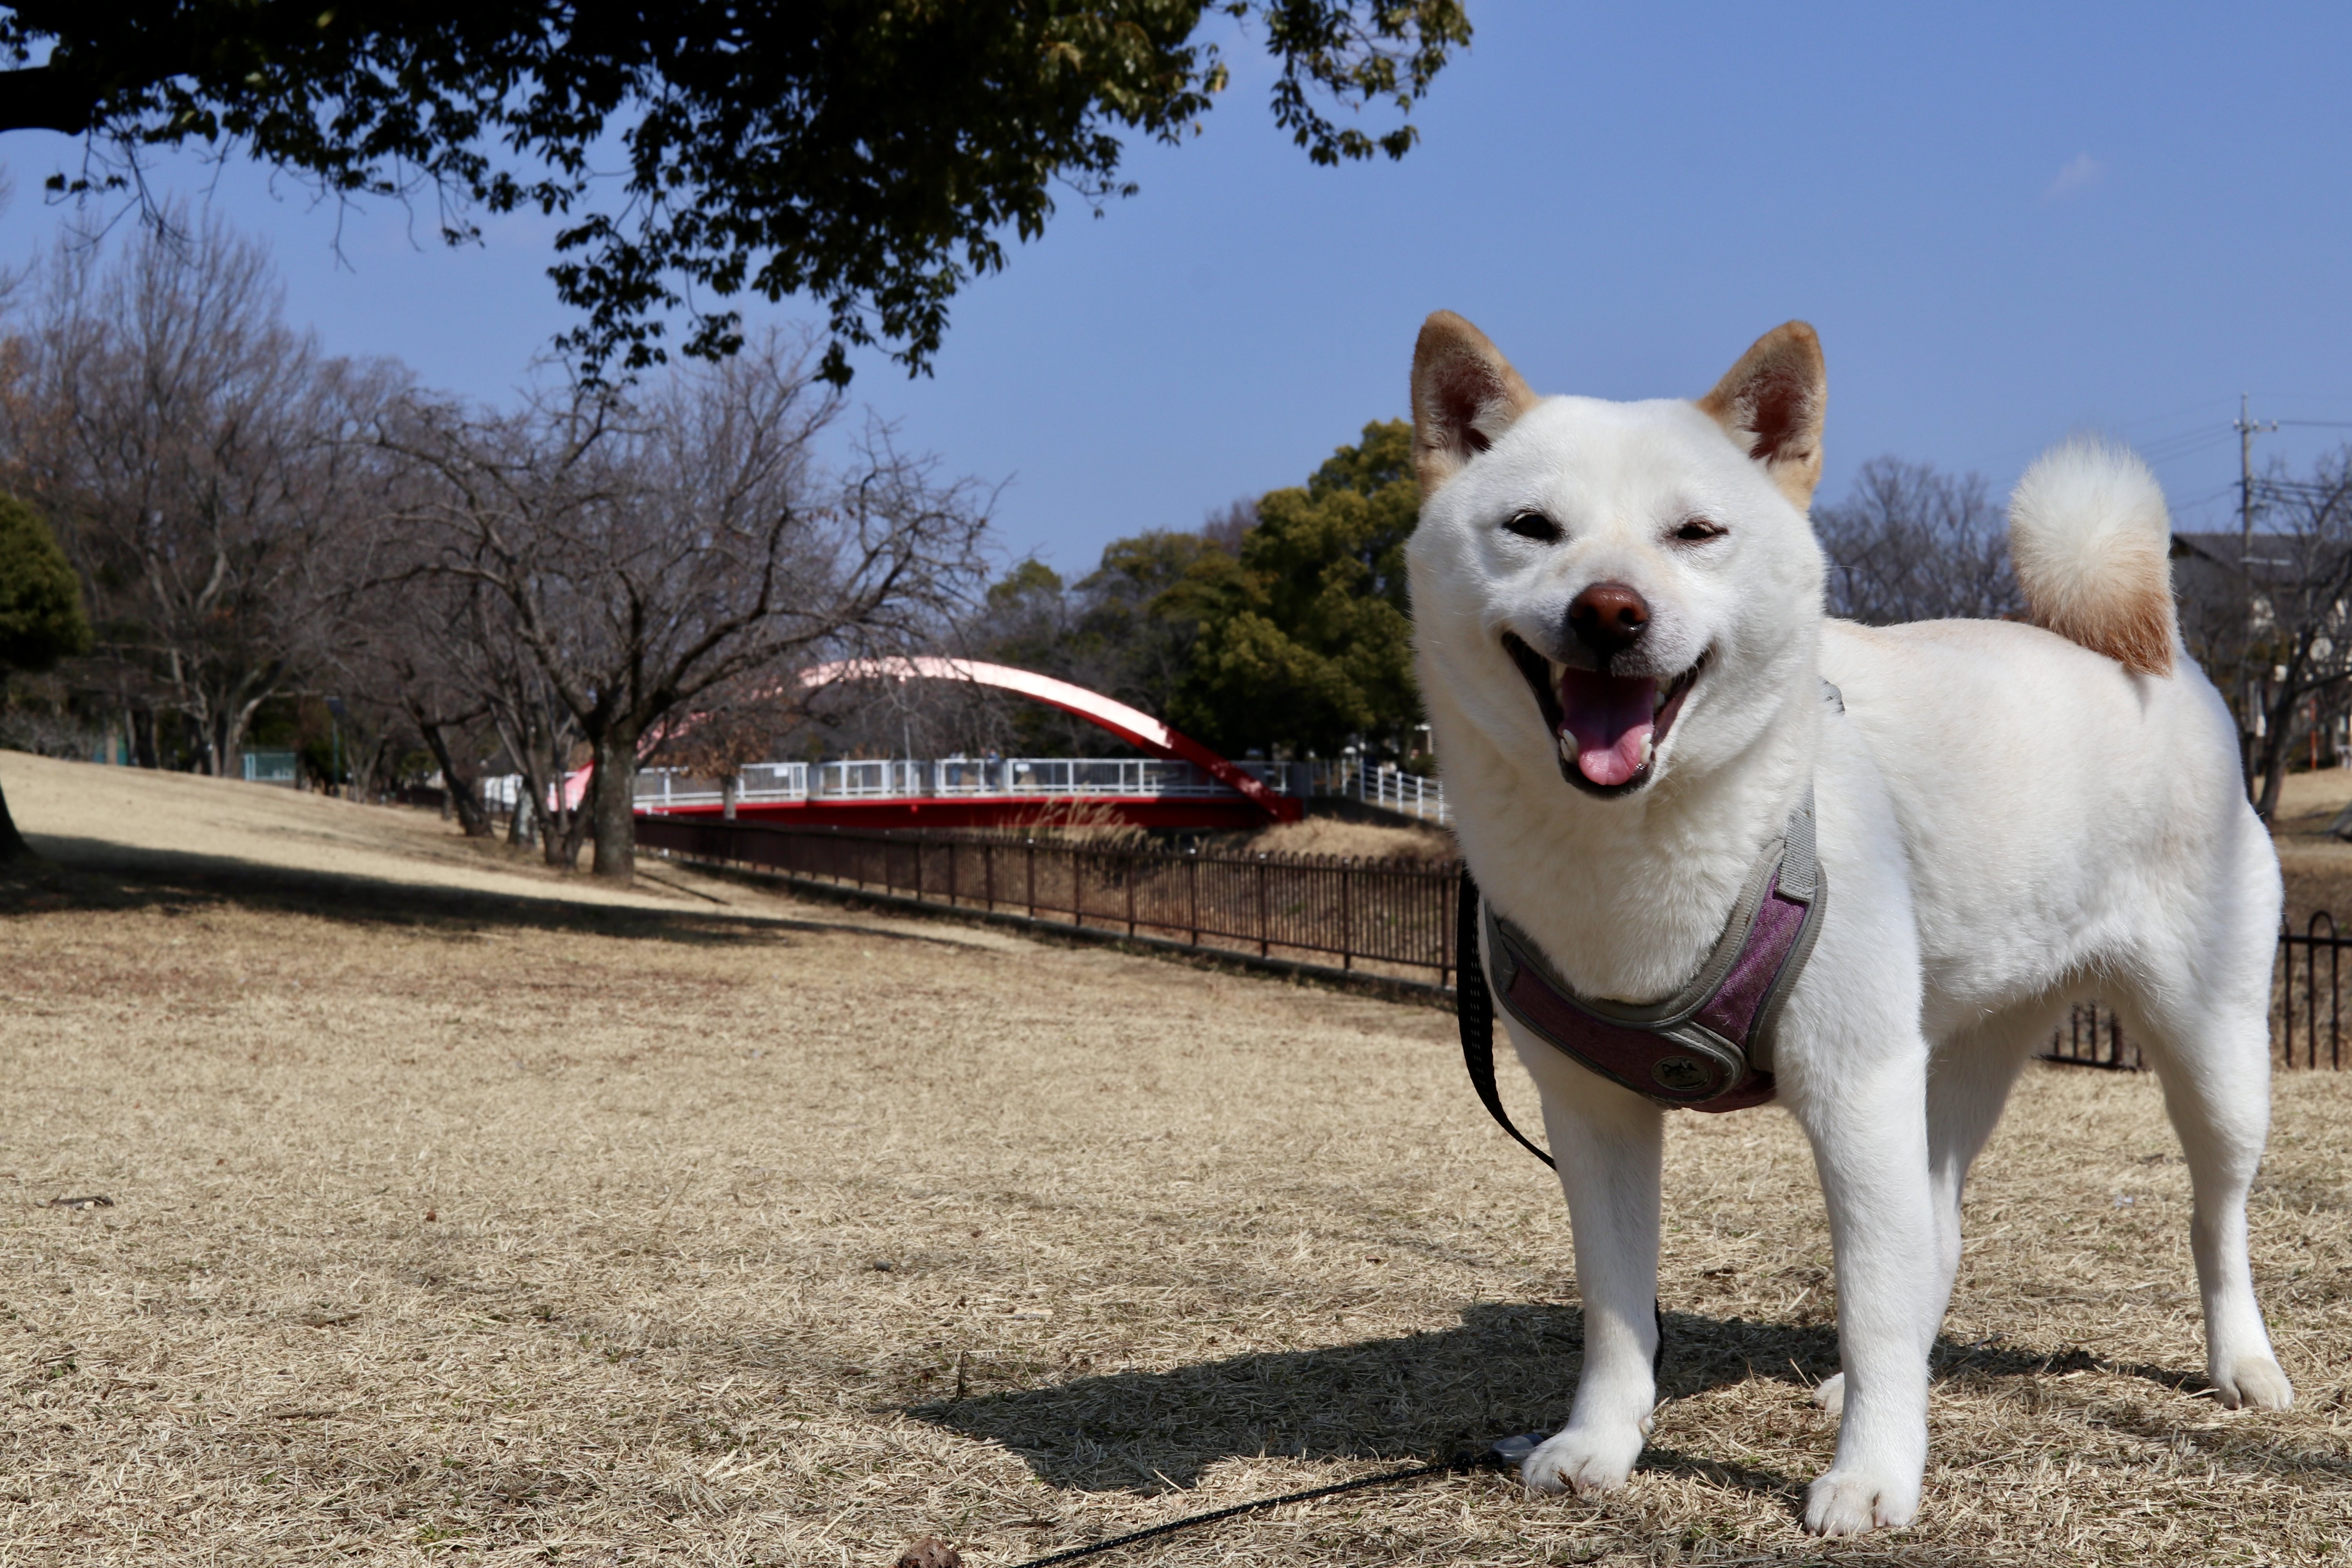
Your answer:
(6, 3), (2352, 572)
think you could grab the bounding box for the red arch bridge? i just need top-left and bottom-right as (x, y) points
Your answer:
(631, 657), (1311, 830)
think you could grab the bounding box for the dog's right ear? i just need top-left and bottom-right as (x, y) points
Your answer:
(1411, 312), (1539, 495)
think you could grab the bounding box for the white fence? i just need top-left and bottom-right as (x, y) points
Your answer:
(481, 753), (1448, 823)
(241, 750), (299, 787)
(1304, 758), (1450, 825)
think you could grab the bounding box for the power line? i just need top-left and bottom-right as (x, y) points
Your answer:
(2137, 428), (2237, 463)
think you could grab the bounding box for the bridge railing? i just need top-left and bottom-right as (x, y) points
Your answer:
(630, 756), (1297, 810)
(1304, 758), (1450, 824)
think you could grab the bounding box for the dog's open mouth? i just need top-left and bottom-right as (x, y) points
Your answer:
(1503, 633), (1706, 795)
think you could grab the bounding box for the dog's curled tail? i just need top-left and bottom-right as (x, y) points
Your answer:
(2007, 438), (2176, 677)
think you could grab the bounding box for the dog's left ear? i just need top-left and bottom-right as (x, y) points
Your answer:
(1411, 311), (1539, 495)
(1697, 323), (1826, 509)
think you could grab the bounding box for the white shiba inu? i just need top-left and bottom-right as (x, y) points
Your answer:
(1405, 314), (2291, 1535)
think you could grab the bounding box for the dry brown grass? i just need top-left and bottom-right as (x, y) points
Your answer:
(0, 751), (2347, 1566)
(1238, 816), (1455, 861)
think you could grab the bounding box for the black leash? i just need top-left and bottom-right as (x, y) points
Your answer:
(1457, 866), (1555, 1167)
(997, 1441), (1533, 1568)
(912, 872), (1644, 1568)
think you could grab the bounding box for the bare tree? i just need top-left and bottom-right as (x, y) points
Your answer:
(321, 500), (590, 859)
(0, 211), (390, 776)
(645, 674), (804, 820)
(380, 332), (991, 882)
(1201, 497), (1257, 557)
(2174, 451), (2352, 822)
(1813, 457), (2021, 625)
(331, 604), (502, 833)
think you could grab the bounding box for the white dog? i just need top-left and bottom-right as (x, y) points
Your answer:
(1405, 314), (2290, 1535)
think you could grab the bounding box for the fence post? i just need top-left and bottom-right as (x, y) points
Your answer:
(1188, 850), (1200, 947)
(1126, 846), (1137, 937)
(1257, 855), (1269, 958)
(1441, 867), (1454, 991)
(2280, 927), (2296, 1071)
(2307, 917), (2323, 1073)
(2323, 912), (2342, 1070)
(1341, 857), (1353, 971)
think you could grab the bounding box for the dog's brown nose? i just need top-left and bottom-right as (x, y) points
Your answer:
(1569, 582), (1650, 657)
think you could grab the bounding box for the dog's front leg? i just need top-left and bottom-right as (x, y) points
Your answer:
(1509, 1022), (1664, 1496)
(1786, 1047), (1937, 1535)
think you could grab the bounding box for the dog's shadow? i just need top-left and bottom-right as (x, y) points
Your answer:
(909, 1303), (2219, 1498)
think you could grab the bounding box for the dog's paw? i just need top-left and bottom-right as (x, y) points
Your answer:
(2215, 1354), (2293, 1411)
(1810, 1372), (1845, 1417)
(1802, 1466), (1918, 1535)
(1521, 1423), (1647, 1496)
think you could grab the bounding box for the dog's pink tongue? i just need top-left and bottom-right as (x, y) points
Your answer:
(1558, 669), (1658, 787)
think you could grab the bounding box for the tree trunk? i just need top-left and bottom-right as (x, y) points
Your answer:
(721, 772), (739, 821)
(2253, 683), (2303, 824)
(452, 783), (490, 837)
(540, 773), (584, 869)
(590, 731), (638, 882)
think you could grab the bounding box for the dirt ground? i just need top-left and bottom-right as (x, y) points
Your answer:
(2267, 768), (2352, 928)
(0, 751), (2347, 1566)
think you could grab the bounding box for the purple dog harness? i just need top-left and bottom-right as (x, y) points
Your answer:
(1456, 788), (1826, 1164)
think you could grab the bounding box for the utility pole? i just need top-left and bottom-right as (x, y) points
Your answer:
(2236, 392), (2279, 561)
(2230, 395), (2280, 803)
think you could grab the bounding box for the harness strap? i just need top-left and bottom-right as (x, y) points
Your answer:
(1458, 784), (1828, 1144)
(1456, 864), (1553, 1169)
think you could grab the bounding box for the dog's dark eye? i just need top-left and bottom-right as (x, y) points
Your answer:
(1673, 517), (1726, 543)
(1504, 511), (1563, 544)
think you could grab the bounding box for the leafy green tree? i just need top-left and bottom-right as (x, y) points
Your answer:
(0, 2), (1470, 383)
(1077, 529), (1232, 718)
(0, 492), (92, 859)
(1170, 418), (1419, 757)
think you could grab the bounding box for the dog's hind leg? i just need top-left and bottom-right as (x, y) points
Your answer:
(1506, 1022), (1666, 1497)
(2111, 944), (2292, 1410)
(1809, 1003), (2051, 1419)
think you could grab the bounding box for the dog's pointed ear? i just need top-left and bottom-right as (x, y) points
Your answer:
(1697, 323), (1826, 509)
(1412, 312), (1539, 495)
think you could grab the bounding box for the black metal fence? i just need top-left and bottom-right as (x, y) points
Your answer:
(635, 816), (1464, 988)
(2042, 1004), (2143, 1071)
(2041, 915), (2352, 1073)
(639, 817), (2352, 1068)
(2280, 913), (2348, 1070)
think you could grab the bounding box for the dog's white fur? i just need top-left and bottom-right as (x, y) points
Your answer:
(1406, 315), (2290, 1536)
